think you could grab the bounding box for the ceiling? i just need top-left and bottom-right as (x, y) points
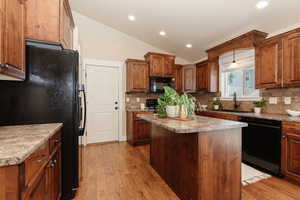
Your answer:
(70, 0), (300, 62)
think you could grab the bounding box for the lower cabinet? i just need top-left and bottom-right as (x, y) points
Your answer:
(127, 111), (152, 146)
(26, 170), (47, 200)
(197, 111), (239, 121)
(282, 122), (300, 182)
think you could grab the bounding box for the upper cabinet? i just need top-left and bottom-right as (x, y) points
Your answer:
(183, 65), (196, 93)
(0, 0), (26, 80)
(256, 28), (300, 89)
(256, 38), (283, 89)
(145, 52), (175, 77)
(173, 64), (183, 93)
(126, 59), (149, 93)
(195, 60), (218, 93)
(196, 61), (208, 91)
(24, 0), (74, 49)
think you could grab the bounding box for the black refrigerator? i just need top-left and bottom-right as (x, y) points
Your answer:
(0, 44), (86, 199)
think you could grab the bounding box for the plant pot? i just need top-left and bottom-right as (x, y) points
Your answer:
(254, 107), (262, 114)
(166, 105), (179, 118)
(213, 105), (220, 110)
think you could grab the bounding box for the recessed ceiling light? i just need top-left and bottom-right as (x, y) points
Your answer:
(159, 31), (166, 36)
(256, 0), (269, 9)
(186, 44), (192, 48)
(128, 15), (136, 21)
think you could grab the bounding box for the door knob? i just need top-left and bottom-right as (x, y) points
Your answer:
(115, 107), (119, 110)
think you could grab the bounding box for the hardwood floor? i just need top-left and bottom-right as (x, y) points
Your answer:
(74, 142), (300, 200)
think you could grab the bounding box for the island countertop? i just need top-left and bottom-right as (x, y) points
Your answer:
(0, 123), (63, 167)
(138, 114), (247, 134)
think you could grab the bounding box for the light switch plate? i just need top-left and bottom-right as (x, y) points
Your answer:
(284, 97), (292, 105)
(136, 98), (140, 103)
(126, 98), (130, 102)
(269, 97), (278, 104)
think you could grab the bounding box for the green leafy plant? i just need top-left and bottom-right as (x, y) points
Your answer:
(156, 86), (196, 118)
(253, 99), (267, 108)
(212, 98), (222, 106)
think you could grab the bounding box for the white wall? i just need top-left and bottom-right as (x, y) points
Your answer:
(72, 11), (189, 65)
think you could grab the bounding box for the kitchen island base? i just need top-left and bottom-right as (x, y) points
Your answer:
(150, 124), (242, 200)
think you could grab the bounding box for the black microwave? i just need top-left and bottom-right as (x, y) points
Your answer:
(150, 77), (175, 93)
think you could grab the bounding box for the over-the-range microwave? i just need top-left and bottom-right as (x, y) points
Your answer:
(150, 77), (175, 93)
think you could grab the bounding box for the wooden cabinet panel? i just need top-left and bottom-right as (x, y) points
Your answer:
(126, 59), (149, 93)
(164, 56), (175, 77)
(24, 0), (60, 43)
(196, 61), (208, 91)
(282, 122), (300, 182)
(127, 112), (152, 146)
(256, 39), (283, 88)
(173, 64), (183, 93)
(145, 53), (176, 77)
(207, 61), (219, 93)
(60, 0), (74, 49)
(0, 0), (25, 80)
(183, 65), (196, 93)
(283, 33), (300, 87)
(25, 171), (47, 200)
(197, 111), (239, 121)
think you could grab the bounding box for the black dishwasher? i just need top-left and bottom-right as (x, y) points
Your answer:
(239, 117), (282, 176)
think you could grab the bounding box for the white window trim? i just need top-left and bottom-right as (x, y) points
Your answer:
(219, 49), (260, 101)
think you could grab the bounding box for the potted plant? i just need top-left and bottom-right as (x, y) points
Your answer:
(212, 98), (222, 110)
(157, 86), (196, 119)
(253, 99), (267, 114)
(157, 86), (180, 117)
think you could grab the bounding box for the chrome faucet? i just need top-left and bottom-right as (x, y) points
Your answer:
(233, 92), (240, 110)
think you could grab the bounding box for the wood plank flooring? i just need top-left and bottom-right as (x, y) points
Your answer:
(74, 142), (300, 200)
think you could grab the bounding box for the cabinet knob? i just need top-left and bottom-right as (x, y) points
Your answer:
(282, 135), (286, 139)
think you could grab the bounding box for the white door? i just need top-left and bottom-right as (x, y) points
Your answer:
(86, 64), (119, 144)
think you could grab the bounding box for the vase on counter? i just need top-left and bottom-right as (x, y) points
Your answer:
(166, 105), (179, 118)
(254, 107), (262, 114)
(180, 104), (188, 119)
(214, 105), (220, 110)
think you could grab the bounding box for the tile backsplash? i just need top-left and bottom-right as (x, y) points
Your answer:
(126, 88), (300, 114)
(195, 88), (300, 114)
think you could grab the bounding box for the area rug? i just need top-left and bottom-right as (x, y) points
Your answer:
(242, 163), (271, 186)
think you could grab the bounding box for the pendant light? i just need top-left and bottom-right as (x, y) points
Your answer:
(229, 49), (239, 69)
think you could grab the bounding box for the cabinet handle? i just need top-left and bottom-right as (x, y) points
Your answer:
(55, 139), (61, 144)
(282, 135), (286, 139)
(36, 156), (47, 163)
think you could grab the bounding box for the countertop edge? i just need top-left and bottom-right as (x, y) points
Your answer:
(0, 123), (63, 167)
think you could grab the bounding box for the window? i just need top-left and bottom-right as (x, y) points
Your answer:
(219, 49), (260, 100)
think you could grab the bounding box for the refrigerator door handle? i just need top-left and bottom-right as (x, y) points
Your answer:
(79, 86), (87, 136)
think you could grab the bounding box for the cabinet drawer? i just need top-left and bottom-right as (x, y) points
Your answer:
(49, 131), (61, 152)
(283, 122), (300, 136)
(25, 142), (49, 185)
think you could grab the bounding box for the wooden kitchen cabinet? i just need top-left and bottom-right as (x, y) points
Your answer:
(145, 52), (175, 77)
(283, 32), (300, 87)
(282, 122), (300, 183)
(24, 0), (74, 49)
(0, 129), (62, 200)
(126, 59), (149, 93)
(183, 65), (196, 93)
(197, 111), (239, 121)
(0, 0), (26, 80)
(196, 60), (208, 91)
(256, 38), (283, 89)
(127, 111), (152, 146)
(173, 64), (183, 93)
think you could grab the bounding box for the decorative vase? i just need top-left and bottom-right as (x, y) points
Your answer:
(214, 105), (220, 110)
(254, 107), (262, 114)
(166, 105), (179, 118)
(180, 104), (188, 119)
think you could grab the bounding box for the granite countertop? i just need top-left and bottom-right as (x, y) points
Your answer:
(126, 107), (156, 112)
(138, 114), (247, 134)
(0, 123), (63, 167)
(202, 110), (300, 123)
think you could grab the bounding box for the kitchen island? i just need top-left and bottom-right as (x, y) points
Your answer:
(139, 114), (247, 200)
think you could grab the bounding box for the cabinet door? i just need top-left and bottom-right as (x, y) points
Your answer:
(52, 149), (61, 200)
(183, 66), (196, 93)
(196, 64), (208, 91)
(134, 120), (151, 143)
(256, 39), (283, 89)
(24, 0), (60, 43)
(2, 0), (25, 71)
(283, 33), (300, 87)
(149, 55), (164, 77)
(26, 171), (47, 200)
(173, 65), (183, 93)
(60, 0), (73, 49)
(126, 61), (149, 92)
(164, 56), (175, 77)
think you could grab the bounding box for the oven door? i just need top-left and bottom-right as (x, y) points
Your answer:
(242, 122), (281, 175)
